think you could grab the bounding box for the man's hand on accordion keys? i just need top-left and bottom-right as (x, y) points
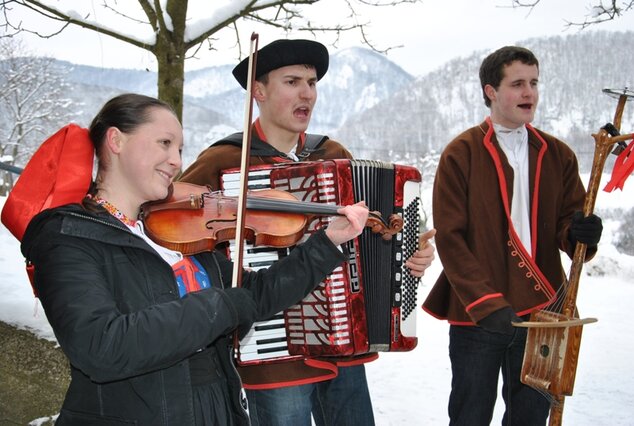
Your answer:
(324, 201), (369, 246)
(405, 228), (437, 278)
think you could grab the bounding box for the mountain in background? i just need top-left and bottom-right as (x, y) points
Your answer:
(334, 30), (634, 171)
(9, 30), (633, 170)
(48, 47), (413, 166)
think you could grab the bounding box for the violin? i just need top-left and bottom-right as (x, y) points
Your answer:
(142, 182), (403, 255)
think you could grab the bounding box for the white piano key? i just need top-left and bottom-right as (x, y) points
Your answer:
(238, 349), (290, 362)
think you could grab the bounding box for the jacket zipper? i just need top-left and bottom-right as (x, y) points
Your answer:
(66, 211), (133, 234)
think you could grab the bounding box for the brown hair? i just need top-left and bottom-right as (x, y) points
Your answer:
(479, 46), (539, 107)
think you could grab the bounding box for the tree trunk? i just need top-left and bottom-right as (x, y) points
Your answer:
(155, 0), (188, 123)
(156, 45), (185, 122)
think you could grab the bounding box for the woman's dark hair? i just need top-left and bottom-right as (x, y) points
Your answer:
(89, 93), (176, 159)
(479, 46), (539, 107)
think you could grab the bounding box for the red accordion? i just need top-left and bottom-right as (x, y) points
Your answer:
(221, 159), (423, 366)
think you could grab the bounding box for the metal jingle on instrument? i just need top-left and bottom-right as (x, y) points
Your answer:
(602, 87), (634, 99)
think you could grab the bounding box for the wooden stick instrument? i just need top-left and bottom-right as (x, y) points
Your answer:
(516, 87), (633, 426)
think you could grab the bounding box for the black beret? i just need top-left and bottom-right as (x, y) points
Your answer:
(232, 39), (329, 89)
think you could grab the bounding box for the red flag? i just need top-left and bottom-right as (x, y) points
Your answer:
(604, 138), (634, 192)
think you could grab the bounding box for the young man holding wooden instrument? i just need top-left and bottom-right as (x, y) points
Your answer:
(179, 38), (435, 426)
(423, 46), (603, 425)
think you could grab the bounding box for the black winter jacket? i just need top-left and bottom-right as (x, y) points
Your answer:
(21, 203), (345, 425)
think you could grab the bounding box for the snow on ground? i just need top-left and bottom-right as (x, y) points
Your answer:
(1, 172), (633, 425)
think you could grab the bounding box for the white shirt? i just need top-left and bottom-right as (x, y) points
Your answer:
(493, 123), (532, 256)
(287, 144), (300, 161)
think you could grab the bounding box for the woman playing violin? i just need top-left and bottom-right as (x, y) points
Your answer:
(20, 93), (369, 426)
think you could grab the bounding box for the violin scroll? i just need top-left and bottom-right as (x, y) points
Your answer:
(367, 212), (403, 241)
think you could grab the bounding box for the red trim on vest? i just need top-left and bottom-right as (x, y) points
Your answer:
(465, 292), (504, 312)
(421, 305), (475, 325)
(482, 117), (556, 300)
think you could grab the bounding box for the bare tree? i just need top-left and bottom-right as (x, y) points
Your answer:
(0, 37), (73, 194)
(511, 0), (634, 28)
(0, 0), (421, 122)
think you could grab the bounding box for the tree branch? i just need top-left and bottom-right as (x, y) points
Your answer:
(1, 0), (155, 51)
(511, 0), (633, 28)
(137, 0), (158, 29)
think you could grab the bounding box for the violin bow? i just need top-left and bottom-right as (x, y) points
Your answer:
(231, 33), (259, 289)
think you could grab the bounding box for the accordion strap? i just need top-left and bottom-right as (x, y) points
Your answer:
(214, 132), (328, 160)
(297, 134), (329, 160)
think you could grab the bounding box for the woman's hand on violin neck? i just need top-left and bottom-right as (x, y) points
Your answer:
(325, 202), (369, 246)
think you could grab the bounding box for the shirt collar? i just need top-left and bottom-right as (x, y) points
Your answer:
(493, 123), (528, 154)
(253, 117), (306, 155)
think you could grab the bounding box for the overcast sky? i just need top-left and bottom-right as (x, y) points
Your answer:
(8, 0), (634, 76)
